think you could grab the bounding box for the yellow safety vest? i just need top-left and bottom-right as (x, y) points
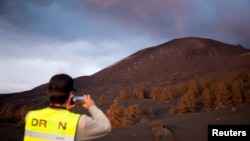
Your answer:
(24, 107), (80, 141)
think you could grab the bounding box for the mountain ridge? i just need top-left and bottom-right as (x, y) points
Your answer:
(85, 37), (249, 91)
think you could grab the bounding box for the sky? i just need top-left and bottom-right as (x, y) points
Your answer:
(0, 0), (250, 93)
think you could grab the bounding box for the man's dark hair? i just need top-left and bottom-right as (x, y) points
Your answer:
(48, 73), (76, 104)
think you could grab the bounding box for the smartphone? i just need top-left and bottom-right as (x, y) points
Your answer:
(70, 96), (85, 105)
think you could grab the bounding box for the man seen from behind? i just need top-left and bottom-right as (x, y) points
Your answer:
(24, 73), (111, 141)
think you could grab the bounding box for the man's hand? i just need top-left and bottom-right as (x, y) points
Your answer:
(82, 94), (95, 110)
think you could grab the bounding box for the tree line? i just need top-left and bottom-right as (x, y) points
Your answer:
(106, 71), (250, 128)
(1, 71), (250, 129)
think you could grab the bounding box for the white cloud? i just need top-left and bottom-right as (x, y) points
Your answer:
(0, 39), (139, 93)
(0, 58), (70, 93)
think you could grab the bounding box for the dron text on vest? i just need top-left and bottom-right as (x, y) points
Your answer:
(31, 118), (67, 130)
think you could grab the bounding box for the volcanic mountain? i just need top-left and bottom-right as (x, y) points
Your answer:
(1, 37), (250, 108)
(1, 37), (250, 141)
(85, 37), (250, 95)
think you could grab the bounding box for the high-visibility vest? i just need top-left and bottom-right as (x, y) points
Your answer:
(24, 107), (80, 141)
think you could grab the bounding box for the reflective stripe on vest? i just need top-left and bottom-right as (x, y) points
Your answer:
(24, 107), (80, 141)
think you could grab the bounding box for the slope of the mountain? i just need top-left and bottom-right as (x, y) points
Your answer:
(1, 37), (250, 108)
(75, 37), (250, 97)
(1, 37), (250, 141)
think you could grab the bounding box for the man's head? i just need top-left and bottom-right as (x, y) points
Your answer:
(48, 73), (76, 104)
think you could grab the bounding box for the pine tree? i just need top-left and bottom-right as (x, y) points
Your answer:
(177, 88), (196, 113)
(214, 81), (231, 108)
(159, 83), (174, 101)
(124, 104), (143, 118)
(202, 87), (214, 111)
(188, 81), (199, 97)
(106, 101), (131, 128)
(131, 85), (146, 99)
(150, 86), (162, 100)
(175, 82), (187, 98)
(192, 73), (202, 95)
(118, 90), (128, 100)
(231, 80), (243, 106)
(207, 73), (220, 92)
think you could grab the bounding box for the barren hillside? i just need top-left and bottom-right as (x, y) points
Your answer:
(1, 37), (250, 141)
(1, 37), (250, 108)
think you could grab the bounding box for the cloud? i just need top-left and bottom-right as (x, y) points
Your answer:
(0, 0), (249, 93)
(2, 0), (249, 46)
(82, 0), (250, 47)
(0, 38), (151, 93)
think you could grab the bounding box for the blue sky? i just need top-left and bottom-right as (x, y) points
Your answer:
(0, 0), (250, 93)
